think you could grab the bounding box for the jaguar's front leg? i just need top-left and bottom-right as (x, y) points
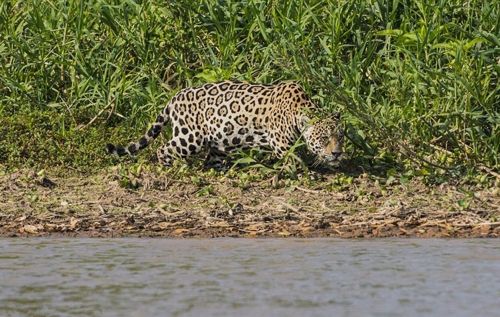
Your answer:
(204, 148), (229, 170)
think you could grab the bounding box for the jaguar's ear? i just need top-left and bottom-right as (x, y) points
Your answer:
(332, 112), (341, 120)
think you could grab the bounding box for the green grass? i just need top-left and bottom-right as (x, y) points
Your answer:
(0, 0), (498, 182)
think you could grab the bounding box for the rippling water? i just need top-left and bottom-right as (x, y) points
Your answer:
(0, 238), (499, 317)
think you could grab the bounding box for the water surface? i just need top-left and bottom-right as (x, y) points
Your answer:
(0, 238), (499, 317)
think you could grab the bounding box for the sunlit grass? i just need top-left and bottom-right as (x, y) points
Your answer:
(0, 0), (498, 180)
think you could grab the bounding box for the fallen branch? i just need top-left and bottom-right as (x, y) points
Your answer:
(272, 196), (301, 213)
(479, 165), (500, 180)
(294, 186), (322, 194)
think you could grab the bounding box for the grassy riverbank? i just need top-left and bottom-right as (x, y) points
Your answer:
(0, 1), (499, 237)
(1, 167), (499, 237)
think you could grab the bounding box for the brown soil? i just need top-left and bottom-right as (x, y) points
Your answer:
(1, 168), (499, 238)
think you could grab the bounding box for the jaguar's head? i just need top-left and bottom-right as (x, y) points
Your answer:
(302, 112), (345, 166)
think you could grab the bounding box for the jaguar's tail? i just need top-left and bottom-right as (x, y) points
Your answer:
(106, 111), (170, 157)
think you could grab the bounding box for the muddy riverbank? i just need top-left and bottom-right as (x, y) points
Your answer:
(1, 168), (498, 238)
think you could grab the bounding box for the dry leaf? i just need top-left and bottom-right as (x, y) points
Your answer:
(172, 228), (189, 235)
(21, 225), (38, 234)
(156, 222), (171, 230)
(278, 229), (291, 237)
(69, 217), (78, 230)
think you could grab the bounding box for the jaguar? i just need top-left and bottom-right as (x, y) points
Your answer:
(106, 81), (344, 167)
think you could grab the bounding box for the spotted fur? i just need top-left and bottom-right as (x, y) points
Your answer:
(106, 81), (344, 167)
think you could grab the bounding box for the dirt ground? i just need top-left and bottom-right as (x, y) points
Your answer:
(1, 168), (499, 238)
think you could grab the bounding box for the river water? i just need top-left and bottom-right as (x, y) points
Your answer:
(0, 238), (499, 317)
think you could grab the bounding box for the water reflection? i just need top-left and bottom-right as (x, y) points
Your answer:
(0, 238), (499, 316)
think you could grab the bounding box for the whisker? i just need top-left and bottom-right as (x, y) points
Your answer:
(312, 158), (323, 168)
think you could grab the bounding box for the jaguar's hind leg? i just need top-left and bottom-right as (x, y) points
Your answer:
(157, 138), (203, 167)
(156, 144), (176, 167)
